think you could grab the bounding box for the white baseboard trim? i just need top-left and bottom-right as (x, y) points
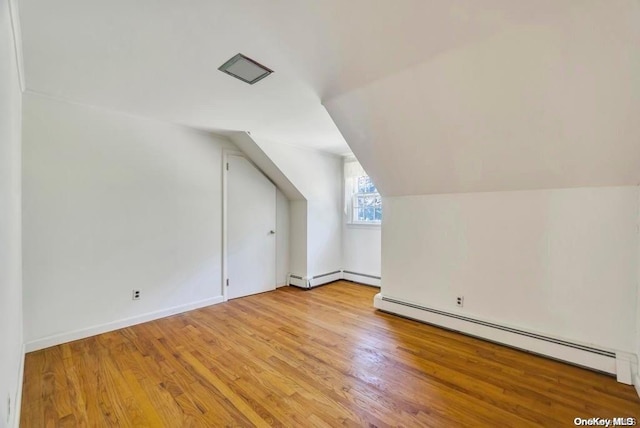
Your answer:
(615, 353), (635, 384)
(288, 270), (382, 289)
(309, 271), (342, 288)
(634, 374), (640, 399)
(342, 270), (381, 287)
(288, 273), (309, 288)
(374, 293), (633, 381)
(25, 296), (225, 352)
(288, 270), (343, 289)
(12, 343), (25, 428)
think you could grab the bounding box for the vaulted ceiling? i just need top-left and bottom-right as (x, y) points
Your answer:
(18, 0), (640, 194)
(325, 1), (640, 195)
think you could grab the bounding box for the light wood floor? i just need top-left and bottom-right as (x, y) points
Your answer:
(21, 281), (640, 427)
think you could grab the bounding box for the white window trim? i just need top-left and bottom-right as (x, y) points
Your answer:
(344, 160), (382, 226)
(347, 221), (381, 228)
(349, 191), (382, 225)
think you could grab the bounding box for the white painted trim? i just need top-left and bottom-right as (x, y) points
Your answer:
(345, 222), (381, 229)
(374, 293), (625, 378)
(309, 271), (342, 288)
(25, 296), (224, 352)
(288, 270), (381, 288)
(221, 149), (245, 302)
(7, 0), (25, 91)
(12, 344), (25, 428)
(288, 271), (345, 288)
(616, 353), (635, 384)
(342, 271), (381, 287)
(288, 274), (309, 288)
(634, 374), (640, 400)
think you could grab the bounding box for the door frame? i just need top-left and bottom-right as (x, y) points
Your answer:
(222, 149), (243, 302)
(222, 149), (277, 302)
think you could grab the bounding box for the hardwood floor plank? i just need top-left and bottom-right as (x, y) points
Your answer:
(21, 281), (640, 427)
(218, 299), (505, 426)
(180, 350), (270, 427)
(228, 294), (545, 425)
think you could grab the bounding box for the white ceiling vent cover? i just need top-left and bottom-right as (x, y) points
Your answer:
(218, 54), (273, 85)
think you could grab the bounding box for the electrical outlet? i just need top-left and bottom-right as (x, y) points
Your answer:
(456, 296), (464, 308)
(132, 290), (141, 300)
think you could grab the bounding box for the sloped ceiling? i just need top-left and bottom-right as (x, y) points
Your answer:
(19, 1), (640, 193)
(18, 0), (350, 153)
(228, 132), (305, 201)
(324, 1), (640, 195)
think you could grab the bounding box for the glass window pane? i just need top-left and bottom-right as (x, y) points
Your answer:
(349, 171), (382, 223)
(364, 207), (373, 221)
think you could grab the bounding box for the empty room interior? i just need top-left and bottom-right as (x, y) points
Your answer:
(2, 0), (640, 426)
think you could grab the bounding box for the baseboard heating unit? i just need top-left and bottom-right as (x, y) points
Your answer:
(342, 271), (381, 287)
(288, 271), (343, 289)
(288, 270), (382, 289)
(374, 293), (635, 385)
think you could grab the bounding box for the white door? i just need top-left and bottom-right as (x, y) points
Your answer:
(227, 154), (276, 299)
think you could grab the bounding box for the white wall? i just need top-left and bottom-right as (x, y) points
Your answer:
(0, 1), (23, 425)
(276, 188), (290, 286)
(382, 187), (639, 352)
(342, 225), (381, 278)
(325, 2), (640, 197)
(22, 93), (237, 348)
(636, 190), (640, 385)
(307, 199), (341, 276)
(252, 139), (340, 203)
(289, 200), (308, 278)
(252, 138), (342, 278)
(230, 132), (304, 201)
(341, 158), (381, 279)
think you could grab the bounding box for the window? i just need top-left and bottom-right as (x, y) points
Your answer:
(345, 159), (382, 225)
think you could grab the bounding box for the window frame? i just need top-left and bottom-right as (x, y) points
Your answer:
(350, 191), (382, 225)
(345, 167), (382, 227)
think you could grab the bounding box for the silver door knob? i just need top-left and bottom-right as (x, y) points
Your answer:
(269, 230), (275, 234)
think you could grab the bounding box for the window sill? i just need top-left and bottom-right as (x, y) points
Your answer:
(346, 222), (381, 229)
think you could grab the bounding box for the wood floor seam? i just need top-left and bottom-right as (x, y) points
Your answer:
(20, 281), (640, 427)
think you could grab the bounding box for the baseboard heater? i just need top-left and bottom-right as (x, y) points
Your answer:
(342, 270), (381, 287)
(374, 294), (635, 384)
(288, 270), (382, 289)
(288, 271), (342, 289)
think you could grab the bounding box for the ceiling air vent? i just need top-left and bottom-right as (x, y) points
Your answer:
(218, 53), (273, 85)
